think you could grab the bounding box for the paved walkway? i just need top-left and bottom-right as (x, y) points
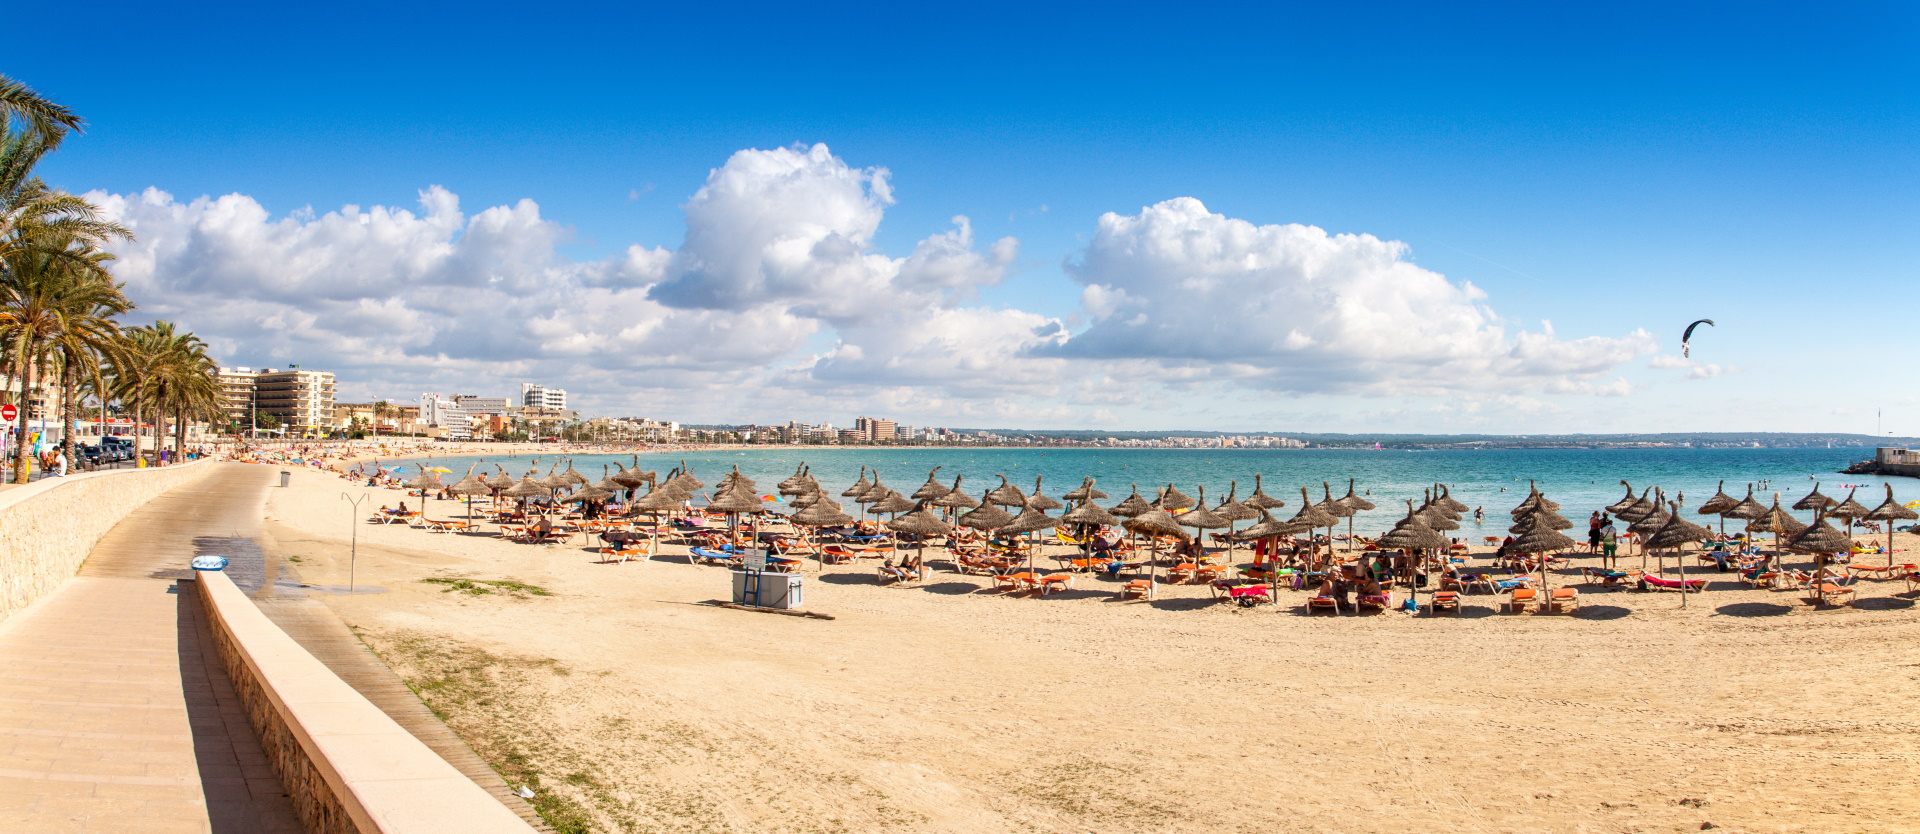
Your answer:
(0, 465), (300, 833)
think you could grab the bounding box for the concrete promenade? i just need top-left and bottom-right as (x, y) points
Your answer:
(0, 465), (300, 832)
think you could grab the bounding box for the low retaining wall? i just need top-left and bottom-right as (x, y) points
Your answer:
(196, 569), (534, 833)
(0, 459), (215, 624)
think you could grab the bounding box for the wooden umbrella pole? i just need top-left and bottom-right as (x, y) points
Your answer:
(1678, 543), (1687, 608)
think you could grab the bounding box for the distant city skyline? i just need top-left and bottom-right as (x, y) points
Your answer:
(16, 3), (1915, 435)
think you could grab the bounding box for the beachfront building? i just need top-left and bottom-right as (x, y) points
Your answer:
(419, 394), (471, 441)
(215, 366), (336, 437)
(853, 417), (897, 443)
(521, 384), (567, 410)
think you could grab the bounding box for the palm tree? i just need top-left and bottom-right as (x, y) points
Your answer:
(0, 74), (82, 146)
(0, 230), (128, 482)
(110, 322), (218, 463)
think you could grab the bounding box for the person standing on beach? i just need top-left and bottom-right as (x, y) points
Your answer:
(1588, 512), (1602, 553)
(1599, 516), (1618, 568)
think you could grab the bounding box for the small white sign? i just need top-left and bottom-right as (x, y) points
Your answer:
(743, 550), (768, 572)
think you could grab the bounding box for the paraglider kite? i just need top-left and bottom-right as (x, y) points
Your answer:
(1681, 318), (1714, 358)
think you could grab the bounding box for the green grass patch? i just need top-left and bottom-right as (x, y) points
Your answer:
(421, 577), (553, 597)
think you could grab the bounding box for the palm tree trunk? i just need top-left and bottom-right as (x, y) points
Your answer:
(13, 344), (36, 484)
(58, 360), (76, 467)
(130, 389), (144, 463)
(174, 406), (186, 456)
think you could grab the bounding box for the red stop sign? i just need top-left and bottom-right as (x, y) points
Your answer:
(0, 405), (16, 422)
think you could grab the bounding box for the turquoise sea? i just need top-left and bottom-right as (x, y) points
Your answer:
(392, 446), (1908, 537)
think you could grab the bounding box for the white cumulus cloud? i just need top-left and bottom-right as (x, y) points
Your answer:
(1051, 197), (1656, 395)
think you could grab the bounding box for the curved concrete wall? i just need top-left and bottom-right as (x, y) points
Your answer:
(0, 460), (216, 624)
(197, 561), (534, 832)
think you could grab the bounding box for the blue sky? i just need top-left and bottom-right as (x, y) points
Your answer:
(16, 2), (1919, 434)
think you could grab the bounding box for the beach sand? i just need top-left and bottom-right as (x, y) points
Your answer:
(260, 466), (1920, 833)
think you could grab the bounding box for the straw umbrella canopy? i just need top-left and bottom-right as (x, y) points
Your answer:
(1175, 486), (1232, 562)
(1122, 508), (1189, 540)
(1109, 485), (1154, 518)
(562, 484), (616, 504)
(1695, 480), (1739, 537)
(1376, 503), (1451, 552)
(1825, 487), (1871, 553)
(1210, 482), (1259, 562)
(441, 468), (487, 522)
(855, 478), (891, 522)
(1026, 476), (1063, 512)
(1232, 510), (1310, 543)
(957, 494), (1015, 533)
(1431, 485), (1467, 516)
(886, 504), (951, 570)
(1788, 511), (1852, 591)
(1062, 478), (1108, 502)
(706, 485), (763, 514)
(999, 506), (1061, 575)
(930, 477), (978, 511)
(871, 493), (916, 517)
(1864, 484), (1918, 564)
(1721, 485), (1768, 526)
(1243, 474), (1286, 511)
(1339, 479), (1378, 546)
(405, 467), (442, 494)
(1646, 500), (1712, 604)
(1616, 487), (1658, 524)
(985, 475), (1028, 508)
(776, 464), (811, 496)
(1793, 483), (1836, 514)
(1290, 487), (1339, 529)
(590, 465), (625, 494)
(1606, 481), (1642, 515)
(1748, 495), (1808, 570)
(1061, 501), (1118, 528)
(1155, 483), (1196, 512)
(841, 466), (871, 499)
(629, 486), (686, 565)
(910, 467), (949, 501)
(717, 465), (757, 493)
(1508, 506), (1571, 533)
(561, 461), (588, 486)
(669, 464), (704, 491)
(1510, 521), (1580, 600)
(1314, 482), (1356, 548)
(791, 497), (855, 568)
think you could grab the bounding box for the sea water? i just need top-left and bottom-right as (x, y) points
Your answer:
(394, 446), (1905, 537)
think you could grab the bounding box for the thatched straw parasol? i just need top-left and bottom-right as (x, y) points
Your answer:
(1243, 474), (1286, 511)
(1176, 486), (1232, 536)
(1748, 494), (1807, 567)
(776, 464), (811, 496)
(1645, 499), (1712, 604)
(886, 504), (952, 571)
(1122, 508), (1190, 541)
(1289, 487), (1339, 530)
(1315, 482), (1356, 549)
(405, 466), (443, 493)
(1026, 476), (1063, 511)
(447, 466), (491, 521)
(590, 465), (624, 494)
(561, 461), (588, 486)
(841, 466), (871, 499)
(1864, 484), (1918, 565)
(1061, 501), (1118, 527)
(1788, 511), (1853, 596)
(1062, 478), (1108, 502)
(910, 467), (949, 501)
(1232, 510), (1309, 543)
(1375, 502), (1449, 552)
(1430, 484), (1466, 516)
(871, 493), (916, 516)
(718, 465), (756, 492)
(1788, 511), (1851, 555)
(669, 463), (703, 491)
(930, 477), (978, 510)
(957, 494), (1015, 532)
(1605, 481), (1641, 515)
(1696, 480), (1738, 536)
(1109, 485), (1154, 518)
(1616, 487), (1658, 524)
(1155, 483), (1195, 512)
(1825, 487), (1871, 554)
(985, 475), (1028, 508)
(1721, 485), (1767, 524)
(705, 485), (762, 514)
(563, 484), (616, 504)
(1793, 483), (1836, 514)
(1215, 483), (1259, 522)
(1001, 506), (1061, 574)
(629, 486), (686, 565)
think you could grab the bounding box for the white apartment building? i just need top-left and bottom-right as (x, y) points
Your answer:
(520, 384), (567, 410)
(419, 393), (471, 441)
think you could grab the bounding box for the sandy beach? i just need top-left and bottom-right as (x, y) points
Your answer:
(258, 465), (1920, 833)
